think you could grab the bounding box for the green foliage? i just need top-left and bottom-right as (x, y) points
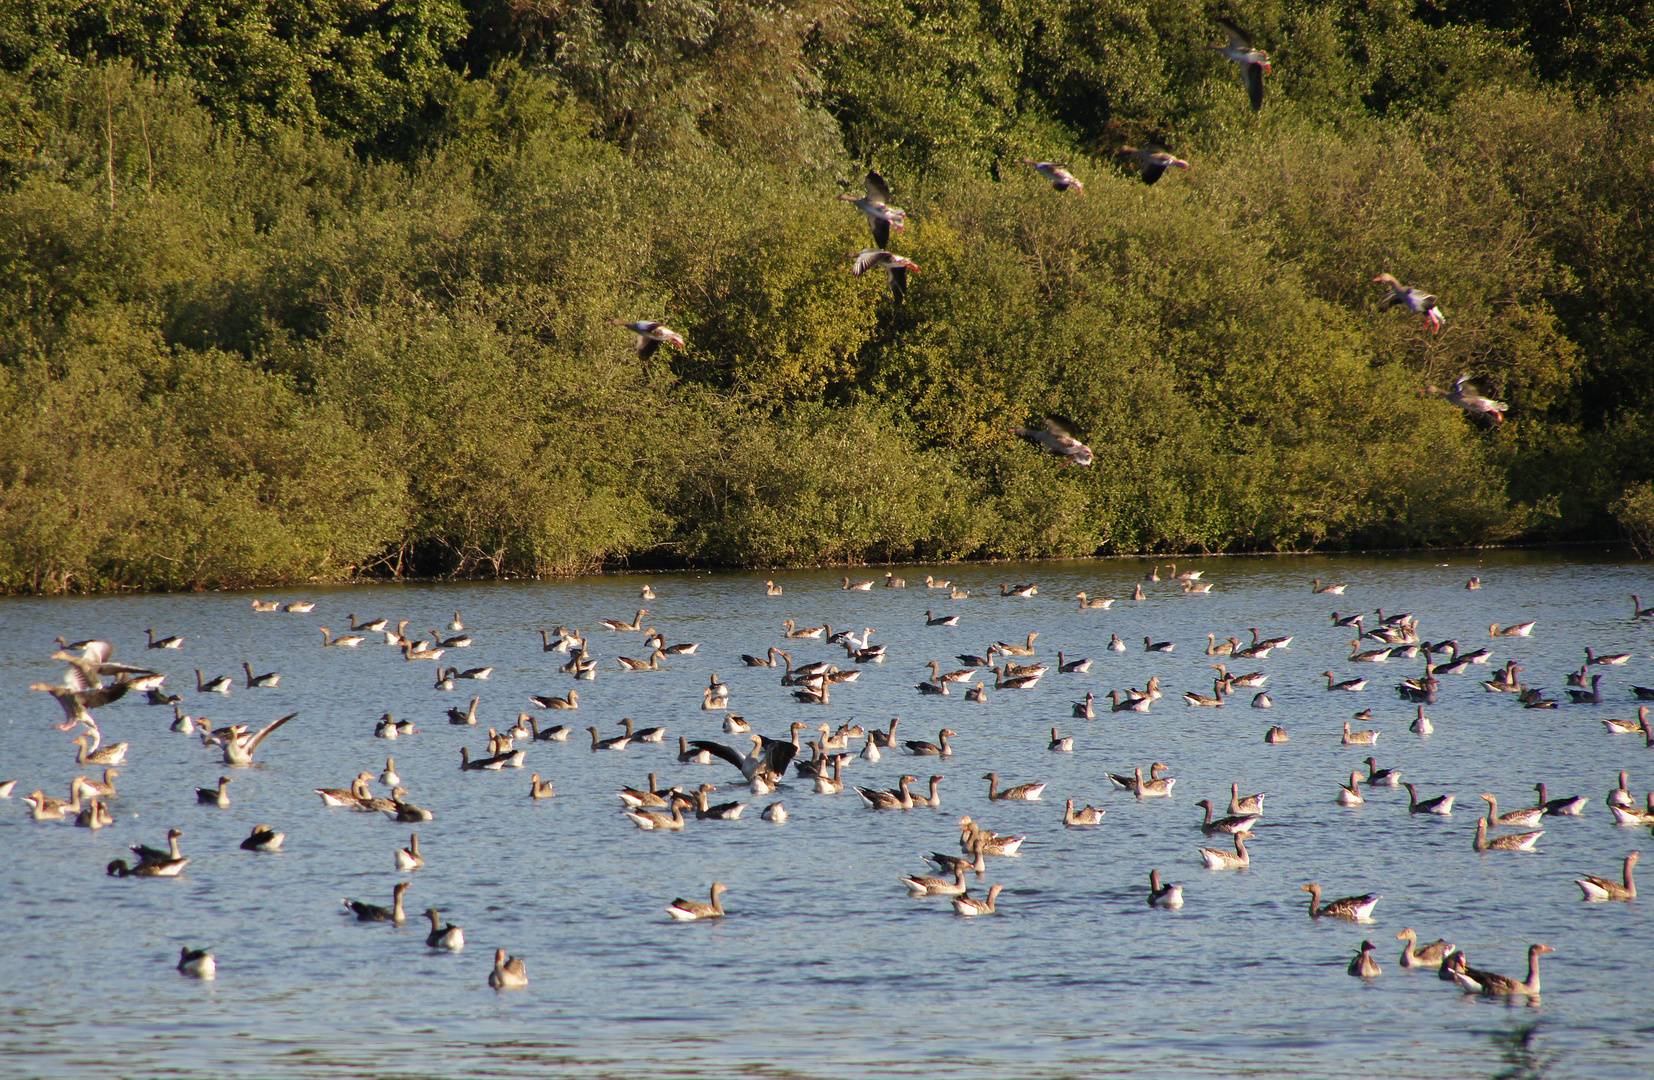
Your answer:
(0, 1), (1649, 591)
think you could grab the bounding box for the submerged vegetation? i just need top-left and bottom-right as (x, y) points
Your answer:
(1, 1), (1652, 591)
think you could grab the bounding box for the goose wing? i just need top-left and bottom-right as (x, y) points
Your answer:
(687, 739), (748, 772)
(241, 712), (298, 756)
(864, 171), (894, 204)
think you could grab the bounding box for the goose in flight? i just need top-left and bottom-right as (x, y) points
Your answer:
(1210, 19), (1271, 111)
(1415, 370), (1508, 421)
(838, 171), (906, 249)
(1116, 145), (1189, 185)
(613, 321), (685, 360)
(1016, 158), (1084, 193)
(850, 248), (918, 305)
(1374, 273), (1446, 331)
(1012, 415), (1092, 466)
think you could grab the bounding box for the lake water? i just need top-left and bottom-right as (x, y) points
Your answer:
(2, 551), (1651, 1079)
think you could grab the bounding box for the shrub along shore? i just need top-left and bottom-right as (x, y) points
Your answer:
(2, 2), (1651, 593)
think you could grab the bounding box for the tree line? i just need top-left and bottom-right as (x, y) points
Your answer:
(1, 0), (1651, 591)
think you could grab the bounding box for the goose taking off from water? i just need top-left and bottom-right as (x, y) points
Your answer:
(1016, 158), (1083, 192)
(838, 171), (906, 249)
(1374, 273), (1445, 331)
(1116, 145), (1189, 185)
(1011, 415), (1092, 466)
(1209, 19), (1271, 111)
(1421, 373), (1506, 422)
(613, 321), (684, 361)
(850, 248), (918, 305)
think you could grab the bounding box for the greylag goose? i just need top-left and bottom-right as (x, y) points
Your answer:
(838, 171), (905, 249)
(390, 790), (433, 822)
(1533, 782), (1586, 816)
(905, 728), (955, 756)
(195, 670), (231, 694)
(1064, 798), (1104, 826)
(666, 881), (729, 921)
(1209, 18), (1270, 109)
(765, 580), (783, 595)
(1327, 674), (1369, 693)
(850, 248), (918, 305)
(1364, 757), (1400, 786)
(1396, 928), (1453, 968)
(145, 629), (183, 649)
(70, 734), (127, 767)
(762, 802), (787, 822)
(1017, 157), (1084, 192)
(1473, 818), (1543, 851)
(1011, 416), (1092, 466)
(1337, 771), (1364, 805)
(1072, 692), (1096, 719)
(1076, 592), (1114, 609)
(1049, 728), (1074, 753)
(1198, 831), (1251, 869)
(952, 883), (1004, 916)
(530, 689), (578, 710)
(1228, 784), (1265, 815)
(1195, 800), (1259, 836)
(600, 609), (649, 632)
(1586, 645), (1631, 665)
(1302, 883), (1378, 921)
(488, 948), (528, 989)
(529, 774), (554, 799)
(1342, 721), (1377, 746)
(1374, 273), (1446, 331)
(242, 663), (279, 688)
(1348, 941), (1381, 978)
(221, 713), (297, 766)
(623, 803), (687, 830)
(1312, 579), (1347, 595)
(1116, 144), (1189, 184)
(613, 320), (684, 360)
(984, 773), (1045, 801)
(855, 775), (917, 810)
(1481, 793), (1544, 828)
(1574, 851), (1638, 900)
(1451, 944), (1552, 997)
(1422, 373), (1506, 421)
(424, 909), (465, 950)
(177, 947), (216, 979)
(240, 823), (284, 851)
(318, 627), (364, 647)
(901, 866), (969, 896)
(1146, 870), (1183, 909)
(397, 834), (425, 870)
(1403, 783), (1455, 815)
(195, 776), (232, 808)
(693, 785), (747, 821)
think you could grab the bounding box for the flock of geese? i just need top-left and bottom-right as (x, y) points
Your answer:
(11, 565), (1648, 1002)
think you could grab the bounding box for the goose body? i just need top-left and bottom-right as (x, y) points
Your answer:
(1147, 870), (1183, 909)
(1452, 944), (1552, 997)
(1473, 818), (1543, 851)
(952, 883), (1004, 916)
(666, 882), (728, 921)
(1198, 831), (1251, 869)
(1403, 782), (1455, 816)
(489, 949), (528, 989)
(984, 772), (1045, 801)
(240, 824), (285, 851)
(177, 947), (216, 979)
(1349, 941), (1382, 978)
(1574, 851), (1638, 900)
(1397, 928), (1454, 968)
(1064, 798), (1104, 826)
(424, 909), (465, 950)
(1303, 883), (1378, 921)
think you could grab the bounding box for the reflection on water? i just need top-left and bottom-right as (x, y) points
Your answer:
(0, 550), (1649, 1077)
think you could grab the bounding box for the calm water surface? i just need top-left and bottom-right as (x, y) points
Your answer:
(2, 552), (1652, 1078)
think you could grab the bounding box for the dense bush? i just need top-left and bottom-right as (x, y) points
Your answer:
(0, 1), (1650, 590)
